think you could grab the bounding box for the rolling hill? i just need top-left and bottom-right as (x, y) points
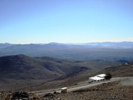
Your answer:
(0, 54), (90, 91)
(0, 42), (133, 91)
(0, 54), (132, 91)
(35, 62), (133, 91)
(102, 62), (133, 77)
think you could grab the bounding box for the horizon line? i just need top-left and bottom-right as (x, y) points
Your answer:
(0, 41), (133, 45)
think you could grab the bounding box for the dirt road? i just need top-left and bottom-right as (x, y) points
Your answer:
(31, 77), (133, 96)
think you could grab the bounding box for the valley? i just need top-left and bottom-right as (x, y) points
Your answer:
(0, 42), (133, 99)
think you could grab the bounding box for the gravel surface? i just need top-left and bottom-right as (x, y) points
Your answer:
(120, 77), (133, 86)
(41, 81), (133, 100)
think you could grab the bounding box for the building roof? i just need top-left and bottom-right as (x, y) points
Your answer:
(89, 74), (106, 81)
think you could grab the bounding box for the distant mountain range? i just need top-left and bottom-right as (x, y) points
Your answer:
(0, 42), (133, 61)
(0, 41), (133, 48)
(84, 41), (133, 48)
(0, 42), (133, 91)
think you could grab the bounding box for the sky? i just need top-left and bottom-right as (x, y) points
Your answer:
(0, 0), (133, 44)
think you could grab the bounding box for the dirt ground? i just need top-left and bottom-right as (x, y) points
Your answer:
(41, 81), (133, 100)
(120, 77), (133, 86)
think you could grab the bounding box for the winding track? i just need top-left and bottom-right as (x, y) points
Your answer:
(31, 77), (133, 96)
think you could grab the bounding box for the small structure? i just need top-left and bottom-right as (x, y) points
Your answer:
(61, 87), (67, 93)
(89, 74), (106, 83)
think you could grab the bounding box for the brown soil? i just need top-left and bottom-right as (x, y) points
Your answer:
(41, 81), (133, 100)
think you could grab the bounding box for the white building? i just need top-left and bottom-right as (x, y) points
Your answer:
(89, 74), (106, 83)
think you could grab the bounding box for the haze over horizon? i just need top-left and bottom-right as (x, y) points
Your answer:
(0, 41), (133, 45)
(0, 0), (133, 44)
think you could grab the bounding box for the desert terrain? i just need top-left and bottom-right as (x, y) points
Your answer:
(39, 77), (133, 100)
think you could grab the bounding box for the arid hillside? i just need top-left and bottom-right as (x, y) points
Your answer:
(102, 62), (133, 77)
(0, 54), (133, 91)
(39, 63), (133, 100)
(41, 81), (133, 100)
(0, 54), (89, 91)
(35, 62), (133, 91)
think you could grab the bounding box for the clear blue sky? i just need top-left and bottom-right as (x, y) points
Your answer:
(0, 0), (133, 44)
